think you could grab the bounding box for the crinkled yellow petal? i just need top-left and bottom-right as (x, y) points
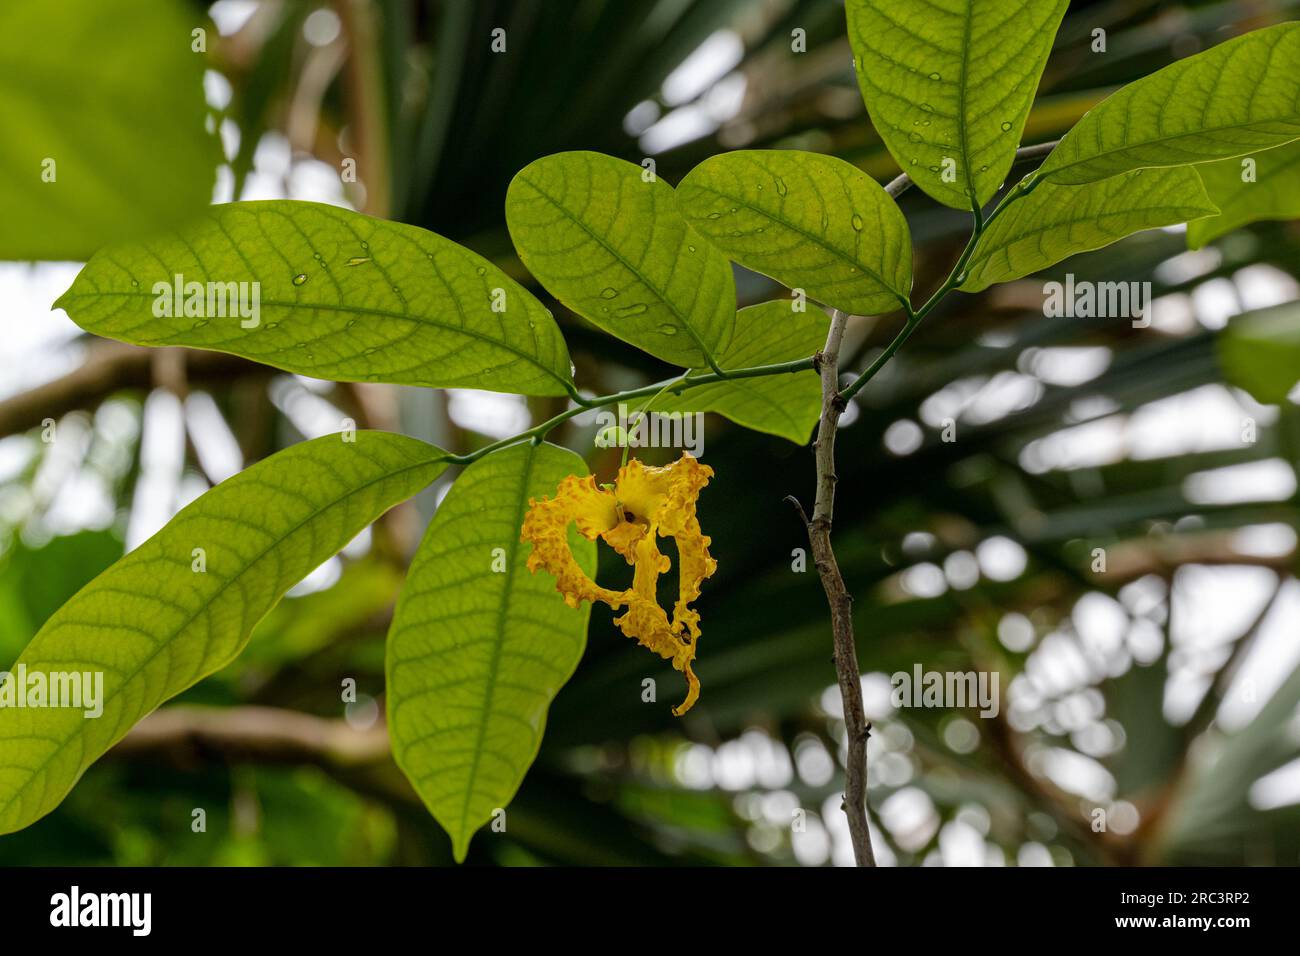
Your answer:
(599, 517), (648, 564)
(520, 452), (716, 715)
(521, 476), (623, 609)
(561, 474), (620, 538)
(650, 454), (716, 643)
(611, 532), (700, 716)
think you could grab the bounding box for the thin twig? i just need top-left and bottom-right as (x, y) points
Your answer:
(799, 308), (877, 866)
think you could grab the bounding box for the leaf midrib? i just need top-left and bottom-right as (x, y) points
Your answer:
(955, 0), (977, 204)
(518, 172), (720, 364)
(58, 289), (572, 391)
(0, 454), (442, 827)
(963, 187), (1216, 291)
(684, 182), (904, 304)
(456, 444), (537, 851)
(1044, 125), (1300, 182)
(975, 193), (1215, 258)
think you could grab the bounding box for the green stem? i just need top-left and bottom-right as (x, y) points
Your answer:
(621, 373), (688, 468)
(447, 148), (1055, 464)
(439, 356), (814, 466)
(836, 171), (1041, 404)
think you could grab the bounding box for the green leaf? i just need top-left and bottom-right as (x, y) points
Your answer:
(387, 441), (595, 862)
(959, 167), (1218, 293)
(55, 200), (575, 397)
(505, 151), (735, 369)
(846, 0), (1068, 210)
(656, 301), (826, 444)
(0, 0), (218, 261)
(676, 150), (911, 316)
(0, 431), (447, 835)
(1039, 22), (1300, 186)
(1187, 140), (1300, 249)
(1218, 304), (1300, 404)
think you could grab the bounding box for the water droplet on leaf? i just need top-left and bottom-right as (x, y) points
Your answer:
(292, 273), (307, 285)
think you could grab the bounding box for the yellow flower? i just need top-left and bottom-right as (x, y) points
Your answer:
(520, 452), (716, 715)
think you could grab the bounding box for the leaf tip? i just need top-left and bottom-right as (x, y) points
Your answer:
(51, 286), (75, 314)
(452, 830), (473, 864)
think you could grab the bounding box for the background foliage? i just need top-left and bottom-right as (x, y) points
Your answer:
(2, 0), (1299, 865)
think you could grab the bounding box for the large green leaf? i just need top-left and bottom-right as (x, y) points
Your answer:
(505, 151), (735, 369)
(387, 441), (595, 862)
(56, 200), (575, 397)
(1039, 22), (1300, 186)
(959, 167), (1218, 292)
(657, 301), (826, 444)
(0, 0), (218, 261)
(1188, 140), (1300, 249)
(676, 150), (911, 316)
(0, 431), (447, 835)
(846, 0), (1068, 210)
(1218, 303), (1300, 404)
